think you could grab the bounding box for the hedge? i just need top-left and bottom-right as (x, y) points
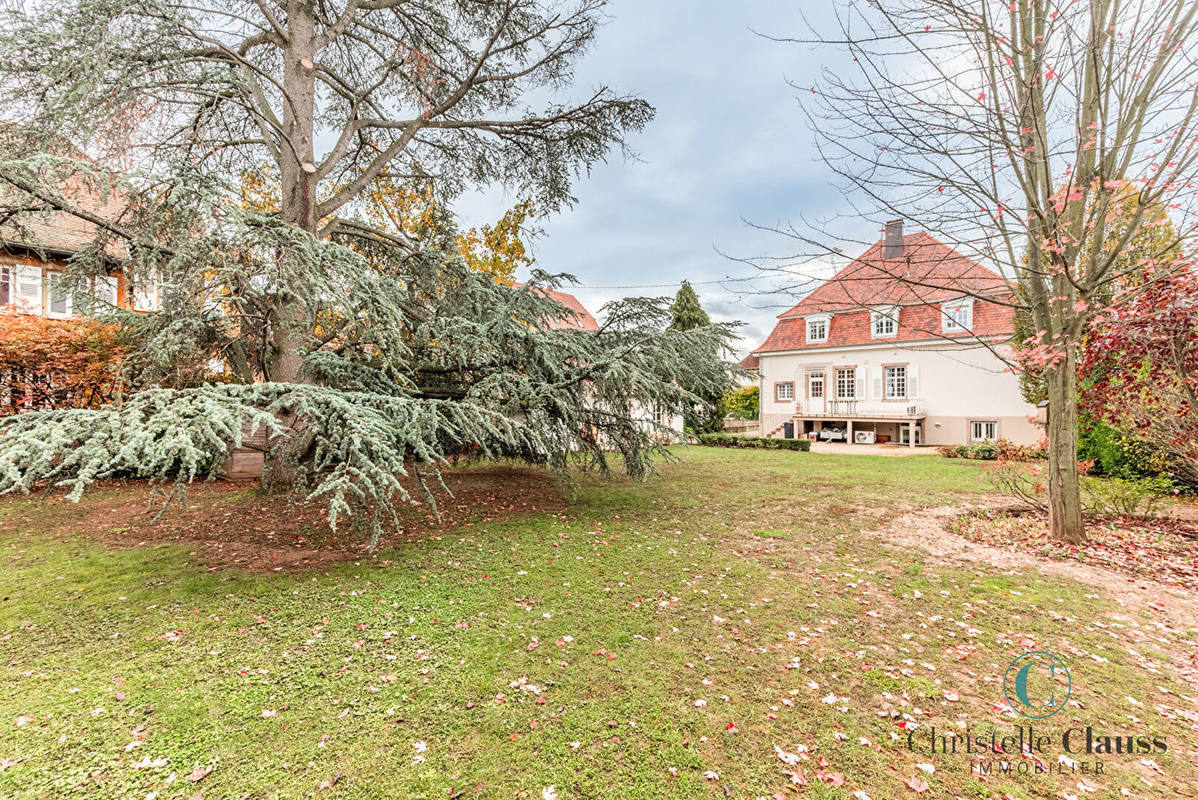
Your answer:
(937, 438), (1048, 461)
(697, 433), (811, 451)
(0, 315), (129, 415)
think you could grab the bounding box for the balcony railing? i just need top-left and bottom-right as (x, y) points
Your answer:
(796, 398), (925, 418)
(827, 399), (858, 416)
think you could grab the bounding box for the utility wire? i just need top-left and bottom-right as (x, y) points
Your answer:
(565, 274), (791, 290)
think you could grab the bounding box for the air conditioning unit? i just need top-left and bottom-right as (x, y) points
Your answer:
(854, 430), (876, 444)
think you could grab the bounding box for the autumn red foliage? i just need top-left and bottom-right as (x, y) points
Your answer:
(1080, 267), (1198, 486)
(0, 314), (129, 415)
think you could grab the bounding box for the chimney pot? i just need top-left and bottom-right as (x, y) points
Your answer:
(884, 219), (904, 259)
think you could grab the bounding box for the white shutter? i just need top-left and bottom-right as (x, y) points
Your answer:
(871, 367), (882, 400)
(95, 274), (118, 306)
(15, 265), (43, 314)
(47, 272), (74, 318)
(132, 273), (158, 312)
(855, 374), (865, 400)
(908, 364), (920, 400)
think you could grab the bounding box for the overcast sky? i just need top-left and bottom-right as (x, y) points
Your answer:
(455, 1), (871, 356)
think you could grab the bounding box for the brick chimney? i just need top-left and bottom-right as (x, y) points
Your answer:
(884, 219), (904, 259)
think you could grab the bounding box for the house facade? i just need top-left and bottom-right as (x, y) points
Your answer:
(521, 283), (685, 440)
(747, 221), (1039, 447)
(0, 247), (153, 319)
(0, 134), (154, 318)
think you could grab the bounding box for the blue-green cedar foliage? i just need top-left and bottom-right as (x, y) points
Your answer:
(0, 165), (736, 547)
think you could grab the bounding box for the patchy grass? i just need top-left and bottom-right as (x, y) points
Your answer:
(951, 509), (1198, 590)
(1, 448), (1196, 799)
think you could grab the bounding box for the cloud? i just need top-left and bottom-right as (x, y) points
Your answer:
(454, 1), (873, 357)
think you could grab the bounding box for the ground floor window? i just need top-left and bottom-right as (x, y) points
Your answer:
(835, 367), (855, 399)
(884, 365), (907, 399)
(48, 272), (81, 318)
(971, 420), (998, 441)
(1, 264), (126, 316)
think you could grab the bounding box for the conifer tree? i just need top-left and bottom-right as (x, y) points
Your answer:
(669, 281), (712, 331)
(667, 281), (728, 433)
(0, 2), (736, 548)
(0, 0), (653, 381)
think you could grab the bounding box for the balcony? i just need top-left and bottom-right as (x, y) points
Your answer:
(796, 398), (925, 420)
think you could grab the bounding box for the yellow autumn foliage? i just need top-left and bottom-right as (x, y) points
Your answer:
(237, 166), (535, 284)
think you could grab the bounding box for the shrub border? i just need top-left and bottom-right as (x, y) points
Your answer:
(696, 433), (811, 451)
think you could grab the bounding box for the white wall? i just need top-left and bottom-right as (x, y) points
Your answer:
(631, 401), (685, 443)
(757, 340), (1040, 445)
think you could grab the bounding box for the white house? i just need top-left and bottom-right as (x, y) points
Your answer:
(517, 283), (685, 442)
(745, 221), (1040, 447)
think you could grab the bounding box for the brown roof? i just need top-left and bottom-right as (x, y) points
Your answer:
(777, 232), (1008, 317)
(513, 282), (599, 331)
(752, 232), (1013, 354)
(737, 353), (760, 371)
(0, 128), (131, 260)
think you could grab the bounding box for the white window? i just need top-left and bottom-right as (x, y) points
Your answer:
(835, 368), (856, 399)
(652, 406), (665, 426)
(971, 421), (998, 441)
(14, 265), (43, 314)
(942, 298), (974, 333)
(805, 314), (830, 343)
(871, 306), (899, 338)
(884, 365), (907, 399)
(0, 265), (10, 306)
(132, 272), (159, 312)
(775, 382), (794, 402)
(94, 274), (119, 306)
(47, 271), (80, 318)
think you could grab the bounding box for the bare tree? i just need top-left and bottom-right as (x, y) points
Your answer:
(0, 0), (651, 381)
(749, 0), (1198, 542)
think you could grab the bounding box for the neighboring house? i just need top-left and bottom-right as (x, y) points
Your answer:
(747, 220), (1039, 447)
(522, 282), (684, 441)
(733, 352), (759, 387)
(512, 282), (600, 331)
(0, 134), (155, 318)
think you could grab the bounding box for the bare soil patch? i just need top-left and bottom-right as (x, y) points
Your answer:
(952, 508), (1198, 589)
(876, 501), (1198, 630)
(15, 465), (565, 572)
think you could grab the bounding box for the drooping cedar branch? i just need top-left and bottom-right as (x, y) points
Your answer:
(0, 0), (653, 381)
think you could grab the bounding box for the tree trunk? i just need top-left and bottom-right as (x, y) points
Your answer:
(1044, 348), (1085, 543)
(270, 0), (319, 384)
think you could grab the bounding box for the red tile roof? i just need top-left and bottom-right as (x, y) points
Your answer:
(0, 128), (133, 260)
(737, 353), (760, 371)
(513, 283), (599, 331)
(753, 232), (1014, 353)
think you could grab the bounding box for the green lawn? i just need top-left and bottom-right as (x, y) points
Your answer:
(1, 448), (1194, 799)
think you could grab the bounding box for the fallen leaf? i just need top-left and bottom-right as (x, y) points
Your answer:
(904, 775), (929, 793)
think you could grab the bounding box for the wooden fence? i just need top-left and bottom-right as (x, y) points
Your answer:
(721, 418), (760, 435)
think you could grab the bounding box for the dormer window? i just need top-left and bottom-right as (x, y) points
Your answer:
(805, 313), (831, 344)
(871, 306), (899, 339)
(941, 298), (974, 333)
